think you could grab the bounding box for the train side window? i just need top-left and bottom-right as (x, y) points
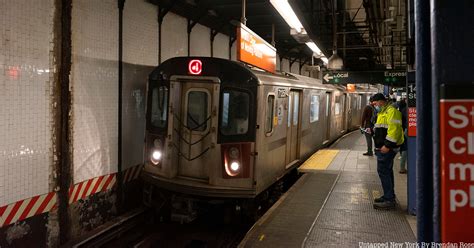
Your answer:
(151, 86), (168, 128)
(265, 95), (275, 134)
(325, 93), (330, 117)
(220, 90), (250, 135)
(293, 93), (299, 125)
(335, 96), (341, 115)
(186, 90), (209, 131)
(310, 95), (320, 123)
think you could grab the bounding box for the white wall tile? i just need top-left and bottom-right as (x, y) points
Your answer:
(213, 33), (230, 59)
(291, 61), (300, 74)
(123, 0), (158, 66)
(281, 58), (290, 72)
(122, 0), (157, 170)
(0, 0), (53, 206)
(161, 12), (187, 61)
(72, 0), (119, 184)
(190, 23), (211, 57)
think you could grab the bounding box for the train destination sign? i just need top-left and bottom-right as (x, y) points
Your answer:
(237, 24), (277, 73)
(322, 70), (407, 85)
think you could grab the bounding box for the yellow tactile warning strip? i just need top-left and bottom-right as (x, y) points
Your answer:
(299, 149), (339, 171)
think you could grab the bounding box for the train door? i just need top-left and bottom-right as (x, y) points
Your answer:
(325, 92), (331, 142)
(170, 80), (217, 180)
(285, 90), (301, 165)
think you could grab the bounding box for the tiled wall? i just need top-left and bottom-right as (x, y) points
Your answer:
(0, 0), (312, 205)
(291, 61), (300, 74)
(190, 23), (211, 56)
(280, 58), (290, 72)
(122, 0), (157, 170)
(71, 0), (119, 184)
(213, 33), (230, 59)
(0, 0), (53, 206)
(161, 12), (188, 61)
(123, 0), (158, 66)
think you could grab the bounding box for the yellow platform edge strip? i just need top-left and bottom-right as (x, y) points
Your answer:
(299, 149), (339, 170)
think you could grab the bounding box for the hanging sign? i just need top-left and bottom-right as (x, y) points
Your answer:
(440, 83), (474, 242)
(237, 24), (276, 73)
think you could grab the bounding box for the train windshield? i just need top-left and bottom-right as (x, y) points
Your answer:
(220, 89), (250, 135)
(151, 86), (168, 128)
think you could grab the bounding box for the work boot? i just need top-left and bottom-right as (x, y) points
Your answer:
(373, 200), (396, 210)
(374, 196), (385, 203)
(363, 152), (373, 156)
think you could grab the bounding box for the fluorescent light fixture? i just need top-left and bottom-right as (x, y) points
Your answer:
(305, 42), (322, 55)
(321, 57), (328, 64)
(270, 0), (304, 33)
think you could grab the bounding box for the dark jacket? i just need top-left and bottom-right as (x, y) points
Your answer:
(361, 105), (374, 128)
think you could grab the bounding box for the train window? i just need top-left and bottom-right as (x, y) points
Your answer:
(325, 93), (330, 117)
(335, 103), (341, 115)
(220, 90), (250, 135)
(293, 93), (299, 125)
(334, 95), (341, 115)
(310, 95), (320, 123)
(151, 86), (168, 128)
(265, 95), (275, 133)
(186, 91), (209, 131)
(287, 94), (292, 127)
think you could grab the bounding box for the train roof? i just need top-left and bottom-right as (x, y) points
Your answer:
(150, 57), (378, 94)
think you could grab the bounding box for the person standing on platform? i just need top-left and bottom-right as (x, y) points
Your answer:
(371, 93), (405, 210)
(397, 99), (408, 174)
(360, 97), (376, 156)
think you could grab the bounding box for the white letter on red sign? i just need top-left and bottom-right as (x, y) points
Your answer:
(469, 132), (474, 155)
(448, 105), (469, 129)
(450, 189), (468, 212)
(449, 137), (466, 154)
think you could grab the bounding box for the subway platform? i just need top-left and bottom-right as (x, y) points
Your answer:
(239, 131), (417, 247)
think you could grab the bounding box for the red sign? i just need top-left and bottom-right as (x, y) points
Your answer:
(188, 59), (202, 75)
(408, 107), (417, 136)
(440, 99), (474, 242)
(237, 24), (276, 73)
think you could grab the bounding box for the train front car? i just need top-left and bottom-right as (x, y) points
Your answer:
(142, 57), (259, 218)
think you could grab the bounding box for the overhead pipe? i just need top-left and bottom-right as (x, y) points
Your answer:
(241, 0), (246, 25)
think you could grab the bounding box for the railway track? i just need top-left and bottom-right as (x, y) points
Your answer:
(73, 170), (301, 248)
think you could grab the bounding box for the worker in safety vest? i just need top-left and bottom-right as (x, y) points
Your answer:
(371, 93), (405, 210)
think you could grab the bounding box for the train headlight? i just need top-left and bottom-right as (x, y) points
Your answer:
(152, 150), (162, 160)
(150, 150), (162, 165)
(150, 139), (163, 165)
(230, 161), (240, 172)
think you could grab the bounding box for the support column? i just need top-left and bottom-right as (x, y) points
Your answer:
(52, 0), (72, 245)
(414, 0), (433, 242)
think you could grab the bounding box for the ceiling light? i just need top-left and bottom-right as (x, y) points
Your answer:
(305, 42), (322, 55)
(270, 0), (304, 33)
(328, 50), (343, 70)
(321, 57), (328, 65)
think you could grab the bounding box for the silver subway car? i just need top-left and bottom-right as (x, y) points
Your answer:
(142, 57), (376, 209)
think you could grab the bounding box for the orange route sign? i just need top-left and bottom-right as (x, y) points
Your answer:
(237, 24), (276, 73)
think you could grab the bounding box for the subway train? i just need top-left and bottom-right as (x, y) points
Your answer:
(141, 57), (377, 221)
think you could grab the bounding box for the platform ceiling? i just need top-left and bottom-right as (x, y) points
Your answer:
(149, 0), (407, 71)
